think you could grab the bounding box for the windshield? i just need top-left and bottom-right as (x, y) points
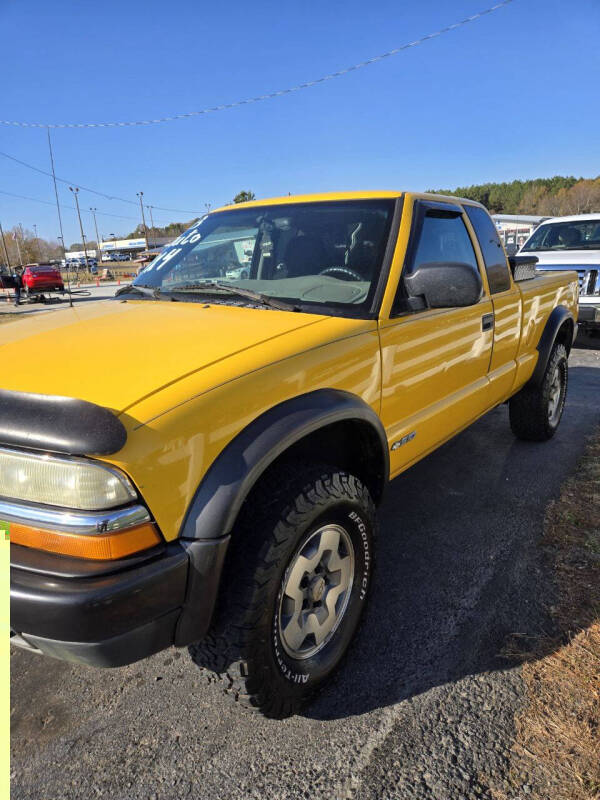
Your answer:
(522, 219), (600, 252)
(133, 200), (395, 315)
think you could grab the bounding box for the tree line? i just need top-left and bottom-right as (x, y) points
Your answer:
(0, 225), (63, 268)
(434, 176), (600, 216)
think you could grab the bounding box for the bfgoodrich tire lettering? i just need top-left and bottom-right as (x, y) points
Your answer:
(189, 463), (376, 718)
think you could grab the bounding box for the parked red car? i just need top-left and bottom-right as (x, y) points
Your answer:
(21, 264), (64, 296)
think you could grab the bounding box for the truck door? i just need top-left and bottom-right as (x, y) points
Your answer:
(464, 204), (521, 404)
(379, 199), (494, 477)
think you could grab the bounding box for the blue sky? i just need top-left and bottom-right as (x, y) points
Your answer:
(0, 0), (598, 245)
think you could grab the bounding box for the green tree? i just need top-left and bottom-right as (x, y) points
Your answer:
(232, 190), (256, 204)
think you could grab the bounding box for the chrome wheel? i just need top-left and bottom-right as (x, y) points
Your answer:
(278, 524), (355, 660)
(547, 362), (565, 425)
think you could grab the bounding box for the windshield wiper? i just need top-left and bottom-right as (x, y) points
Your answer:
(161, 281), (299, 312)
(115, 283), (168, 300)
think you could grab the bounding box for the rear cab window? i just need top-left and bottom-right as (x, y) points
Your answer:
(464, 205), (512, 293)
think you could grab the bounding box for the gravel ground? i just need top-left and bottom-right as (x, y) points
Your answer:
(10, 337), (600, 800)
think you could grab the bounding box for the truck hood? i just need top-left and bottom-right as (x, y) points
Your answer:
(0, 300), (332, 413)
(524, 249), (600, 266)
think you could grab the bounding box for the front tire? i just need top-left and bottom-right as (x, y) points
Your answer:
(509, 343), (568, 441)
(189, 464), (376, 718)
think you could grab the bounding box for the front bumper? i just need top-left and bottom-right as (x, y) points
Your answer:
(578, 301), (600, 328)
(10, 535), (229, 667)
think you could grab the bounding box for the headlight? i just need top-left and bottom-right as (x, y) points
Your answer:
(0, 448), (136, 510)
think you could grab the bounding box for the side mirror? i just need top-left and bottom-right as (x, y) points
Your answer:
(404, 261), (483, 309)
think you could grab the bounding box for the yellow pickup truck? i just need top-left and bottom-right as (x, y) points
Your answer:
(5, 191), (578, 717)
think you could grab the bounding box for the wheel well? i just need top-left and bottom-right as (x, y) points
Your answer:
(242, 419), (387, 511)
(555, 318), (574, 355)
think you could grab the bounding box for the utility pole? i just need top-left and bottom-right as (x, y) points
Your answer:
(0, 220), (11, 269)
(33, 224), (39, 260)
(18, 222), (26, 263)
(146, 205), (155, 248)
(47, 127), (72, 306)
(90, 207), (101, 259)
(14, 227), (23, 265)
(57, 235), (72, 305)
(137, 192), (149, 251)
(69, 187), (89, 270)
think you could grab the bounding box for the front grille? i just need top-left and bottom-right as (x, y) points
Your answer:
(579, 269), (599, 296)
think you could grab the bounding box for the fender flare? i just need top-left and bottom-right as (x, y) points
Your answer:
(179, 389), (389, 541)
(530, 305), (575, 387)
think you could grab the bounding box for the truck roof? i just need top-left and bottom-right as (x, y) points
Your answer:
(215, 190), (481, 213)
(537, 213), (600, 224)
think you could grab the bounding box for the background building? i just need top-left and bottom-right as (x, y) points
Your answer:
(98, 236), (173, 257)
(492, 214), (548, 252)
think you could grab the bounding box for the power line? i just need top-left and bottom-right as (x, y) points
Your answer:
(0, 188), (199, 228)
(0, 150), (204, 215)
(0, 189), (139, 220)
(0, 1), (515, 129)
(0, 149), (137, 204)
(141, 203), (201, 216)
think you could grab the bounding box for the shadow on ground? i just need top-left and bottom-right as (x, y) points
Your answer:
(304, 353), (600, 721)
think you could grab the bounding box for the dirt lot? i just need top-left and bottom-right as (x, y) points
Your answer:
(500, 431), (600, 799)
(9, 334), (600, 800)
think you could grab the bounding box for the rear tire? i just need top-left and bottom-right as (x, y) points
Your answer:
(189, 463), (376, 718)
(509, 343), (568, 441)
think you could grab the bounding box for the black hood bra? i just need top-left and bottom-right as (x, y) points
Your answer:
(0, 389), (127, 456)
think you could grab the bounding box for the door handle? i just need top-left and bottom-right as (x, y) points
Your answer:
(482, 313), (494, 331)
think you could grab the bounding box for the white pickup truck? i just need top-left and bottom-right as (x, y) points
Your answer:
(520, 214), (600, 332)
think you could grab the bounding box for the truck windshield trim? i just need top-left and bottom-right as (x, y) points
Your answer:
(133, 199), (397, 318)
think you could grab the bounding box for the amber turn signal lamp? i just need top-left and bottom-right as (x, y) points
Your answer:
(10, 522), (161, 560)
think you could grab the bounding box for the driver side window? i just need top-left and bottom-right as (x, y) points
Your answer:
(393, 208), (479, 315)
(409, 214), (478, 274)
